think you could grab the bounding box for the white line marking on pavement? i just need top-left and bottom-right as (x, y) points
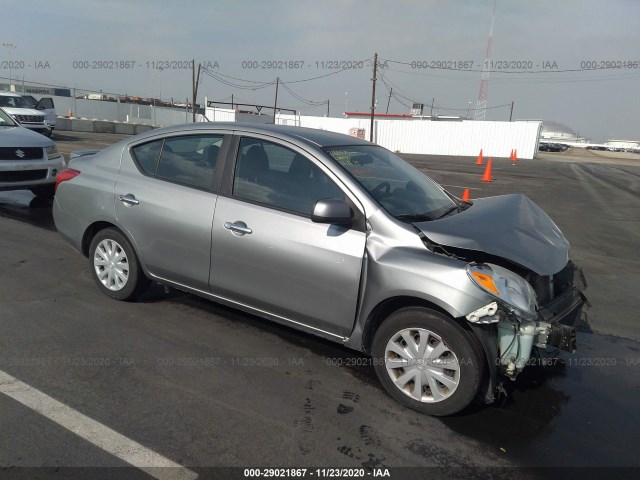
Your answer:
(0, 369), (198, 480)
(439, 184), (482, 190)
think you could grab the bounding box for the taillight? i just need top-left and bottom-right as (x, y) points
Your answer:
(55, 168), (81, 192)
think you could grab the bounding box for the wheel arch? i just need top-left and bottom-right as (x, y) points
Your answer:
(360, 295), (497, 404)
(82, 221), (119, 257)
(81, 221), (149, 277)
(360, 296), (470, 354)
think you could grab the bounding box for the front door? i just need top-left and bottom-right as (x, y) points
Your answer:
(209, 137), (367, 337)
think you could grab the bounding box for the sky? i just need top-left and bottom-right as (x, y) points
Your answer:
(3, 0), (640, 141)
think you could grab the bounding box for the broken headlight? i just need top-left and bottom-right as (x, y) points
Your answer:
(466, 263), (538, 321)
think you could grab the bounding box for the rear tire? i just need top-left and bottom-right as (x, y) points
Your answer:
(372, 307), (485, 416)
(89, 228), (150, 301)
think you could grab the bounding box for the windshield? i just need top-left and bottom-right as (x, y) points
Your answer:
(0, 95), (31, 108)
(21, 96), (38, 108)
(324, 145), (457, 220)
(0, 108), (17, 126)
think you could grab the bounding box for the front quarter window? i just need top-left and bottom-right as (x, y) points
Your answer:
(324, 145), (457, 220)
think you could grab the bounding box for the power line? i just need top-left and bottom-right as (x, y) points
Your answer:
(279, 81), (326, 106)
(201, 67), (275, 90)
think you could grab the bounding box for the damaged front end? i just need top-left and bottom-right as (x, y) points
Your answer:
(413, 193), (590, 385)
(465, 260), (588, 380)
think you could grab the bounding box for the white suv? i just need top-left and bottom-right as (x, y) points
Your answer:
(0, 92), (53, 137)
(22, 94), (57, 131)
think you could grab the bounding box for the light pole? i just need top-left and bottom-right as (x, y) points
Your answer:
(344, 91), (348, 114)
(2, 43), (17, 87)
(157, 65), (164, 102)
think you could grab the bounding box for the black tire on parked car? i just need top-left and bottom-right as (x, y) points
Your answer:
(89, 228), (150, 301)
(30, 185), (56, 198)
(372, 307), (485, 416)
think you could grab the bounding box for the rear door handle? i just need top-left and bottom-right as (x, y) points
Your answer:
(224, 221), (252, 235)
(118, 193), (139, 206)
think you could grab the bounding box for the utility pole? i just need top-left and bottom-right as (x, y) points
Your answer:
(231, 94), (234, 110)
(369, 53), (378, 142)
(430, 98), (434, 119)
(191, 60), (201, 122)
(386, 87), (393, 114)
(273, 77), (279, 124)
(192, 59), (195, 121)
(326, 99), (330, 117)
(509, 101), (514, 121)
(2, 43), (17, 86)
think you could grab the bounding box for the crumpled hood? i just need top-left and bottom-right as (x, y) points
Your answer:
(414, 194), (570, 276)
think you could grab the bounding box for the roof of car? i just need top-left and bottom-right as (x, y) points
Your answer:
(135, 122), (374, 148)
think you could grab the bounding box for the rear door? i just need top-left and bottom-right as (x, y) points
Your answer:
(209, 135), (367, 337)
(115, 133), (226, 290)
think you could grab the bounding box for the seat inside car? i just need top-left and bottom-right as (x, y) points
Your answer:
(238, 145), (269, 184)
(288, 154), (313, 180)
(202, 144), (220, 169)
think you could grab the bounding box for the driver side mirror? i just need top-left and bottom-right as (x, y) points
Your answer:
(311, 199), (352, 225)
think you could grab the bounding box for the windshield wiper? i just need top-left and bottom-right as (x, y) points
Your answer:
(395, 213), (437, 222)
(434, 205), (460, 219)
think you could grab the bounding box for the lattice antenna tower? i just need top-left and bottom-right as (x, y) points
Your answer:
(474, 0), (497, 121)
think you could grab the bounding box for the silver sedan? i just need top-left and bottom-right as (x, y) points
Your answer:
(53, 123), (587, 415)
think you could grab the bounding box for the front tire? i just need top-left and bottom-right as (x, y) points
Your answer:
(89, 228), (149, 301)
(372, 307), (485, 416)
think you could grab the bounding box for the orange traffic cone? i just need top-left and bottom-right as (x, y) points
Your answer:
(481, 158), (493, 182)
(461, 188), (470, 202)
(510, 149), (517, 163)
(513, 149), (518, 162)
(476, 149), (484, 165)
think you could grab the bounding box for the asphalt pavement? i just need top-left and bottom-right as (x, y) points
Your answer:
(1, 133), (639, 479)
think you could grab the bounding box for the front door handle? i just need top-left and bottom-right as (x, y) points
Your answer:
(118, 193), (139, 206)
(224, 221), (252, 235)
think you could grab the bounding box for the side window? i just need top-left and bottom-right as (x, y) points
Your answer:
(233, 137), (344, 215)
(37, 98), (55, 110)
(156, 134), (223, 189)
(130, 134), (223, 189)
(131, 140), (163, 175)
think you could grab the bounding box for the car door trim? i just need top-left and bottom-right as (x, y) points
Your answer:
(149, 273), (349, 342)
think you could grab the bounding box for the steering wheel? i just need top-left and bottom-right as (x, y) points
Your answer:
(371, 181), (391, 198)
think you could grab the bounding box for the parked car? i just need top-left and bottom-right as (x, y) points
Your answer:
(53, 123), (588, 415)
(21, 94), (57, 132)
(0, 92), (52, 137)
(0, 107), (64, 197)
(539, 142), (567, 152)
